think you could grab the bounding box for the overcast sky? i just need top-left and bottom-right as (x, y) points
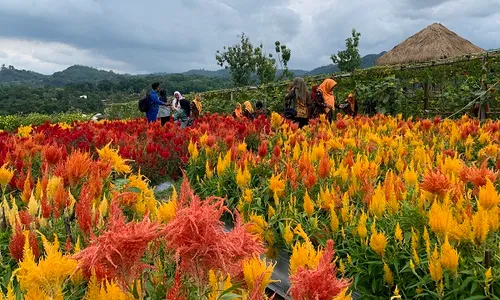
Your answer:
(0, 0), (499, 75)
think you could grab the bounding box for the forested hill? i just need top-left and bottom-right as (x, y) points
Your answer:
(0, 52), (385, 87)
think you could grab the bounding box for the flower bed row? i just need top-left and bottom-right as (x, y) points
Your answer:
(184, 113), (500, 298)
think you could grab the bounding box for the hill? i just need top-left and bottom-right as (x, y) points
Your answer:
(307, 52), (386, 75)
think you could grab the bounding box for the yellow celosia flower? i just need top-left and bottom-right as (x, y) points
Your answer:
(293, 224), (309, 242)
(370, 223), (387, 257)
(472, 208), (489, 245)
(423, 227), (431, 257)
(248, 214), (267, 237)
(269, 173), (285, 197)
(333, 288), (352, 300)
(243, 189), (253, 204)
(283, 224), (294, 245)
(369, 185), (386, 217)
(17, 125), (33, 138)
(395, 222), (403, 243)
(97, 143), (131, 174)
(188, 140), (199, 161)
(238, 142), (247, 154)
(303, 190), (314, 218)
(207, 270), (232, 300)
(356, 211), (368, 239)
(0, 164), (14, 192)
(429, 246), (443, 282)
(403, 165), (418, 188)
(485, 268), (493, 285)
(440, 236), (459, 274)
(268, 205), (276, 219)
(205, 161), (213, 179)
(383, 262), (394, 286)
(15, 232), (78, 299)
(478, 179), (499, 210)
(428, 200), (455, 237)
(157, 199), (177, 224)
(330, 207), (339, 233)
(27, 192), (39, 217)
(290, 241), (322, 275)
(409, 259), (415, 271)
(85, 273), (134, 300)
(46, 176), (63, 200)
(242, 256), (276, 293)
(271, 112), (283, 130)
(236, 166), (251, 188)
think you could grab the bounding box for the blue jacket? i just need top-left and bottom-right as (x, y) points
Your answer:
(146, 90), (165, 122)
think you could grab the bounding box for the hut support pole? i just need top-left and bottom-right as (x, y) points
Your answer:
(423, 82), (429, 116)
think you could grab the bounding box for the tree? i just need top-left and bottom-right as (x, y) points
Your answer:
(254, 45), (276, 85)
(331, 29), (361, 72)
(216, 33), (282, 86)
(216, 33), (256, 87)
(275, 41), (293, 80)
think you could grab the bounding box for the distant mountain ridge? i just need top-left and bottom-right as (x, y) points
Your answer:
(0, 52), (385, 87)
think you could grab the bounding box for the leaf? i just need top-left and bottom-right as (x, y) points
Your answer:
(470, 281), (478, 294)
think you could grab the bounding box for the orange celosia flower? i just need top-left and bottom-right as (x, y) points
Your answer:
(460, 160), (498, 188)
(74, 199), (162, 286)
(289, 240), (351, 300)
(65, 151), (92, 186)
(420, 168), (450, 197)
(163, 176), (264, 280)
(318, 154), (332, 179)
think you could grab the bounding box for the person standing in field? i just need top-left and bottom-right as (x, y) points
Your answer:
(173, 91), (183, 111)
(146, 82), (167, 123)
(254, 101), (269, 117)
(173, 94), (192, 128)
(317, 78), (338, 122)
(243, 101), (255, 120)
(157, 89), (172, 126)
(191, 94), (203, 119)
(284, 77), (311, 128)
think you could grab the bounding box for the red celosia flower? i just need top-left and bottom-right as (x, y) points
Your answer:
(303, 171), (317, 191)
(289, 240), (350, 300)
(163, 175), (264, 281)
(165, 270), (187, 300)
(74, 199), (162, 286)
(272, 145), (281, 160)
(41, 193), (52, 219)
(336, 119), (347, 130)
(421, 119), (433, 132)
(258, 142), (268, 159)
(420, 168), (451, 197)
(53, 181), (69, 218)
(18, 210), (33, 227)
(43, 144), (63, 166)
(9, 225), (40, 262)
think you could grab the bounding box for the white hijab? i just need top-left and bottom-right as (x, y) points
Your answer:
(173, 91), (183, 110)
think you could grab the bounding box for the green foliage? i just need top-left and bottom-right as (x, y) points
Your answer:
(216, 33), (257, 87)
(0, 112), (89, 131)
(254, 45), (277, 85)
(275, 41), (293, 80)
(331, 29), (362, 72)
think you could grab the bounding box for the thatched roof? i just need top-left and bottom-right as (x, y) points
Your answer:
(376, 23), (485, 66)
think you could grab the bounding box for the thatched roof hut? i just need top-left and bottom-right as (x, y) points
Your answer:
(376, 23), (485, 66)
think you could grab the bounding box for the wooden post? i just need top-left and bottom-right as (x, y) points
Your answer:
(231, 91), (234, 103)
(423, 82), (429, 117)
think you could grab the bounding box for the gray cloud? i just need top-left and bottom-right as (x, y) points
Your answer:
(0, 0), (497, 74)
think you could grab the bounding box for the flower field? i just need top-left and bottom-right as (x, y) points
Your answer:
(1, 113), (500, 299)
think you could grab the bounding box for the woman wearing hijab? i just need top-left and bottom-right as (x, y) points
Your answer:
(173, 91), (183, 111)
(191, 94), (203, 119)
(157, 89), (172, 126)
(284, 77), (310, 128)
(318, 78), (338, 122)
(338, 93), (358, 117)
(173, 96), (192, 128)
(233, 103), (243, 119)
(243, 101), (255, 120)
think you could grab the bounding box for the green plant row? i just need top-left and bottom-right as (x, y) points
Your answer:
(105, 52), (500, 120)
(0, 112), (90, 131)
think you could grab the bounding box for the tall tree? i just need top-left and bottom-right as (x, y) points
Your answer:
(331, 29), (361, 72)
(216, 33), (256, 87)
(275, 41), (293, 80)
(254, 45), (276, 85)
